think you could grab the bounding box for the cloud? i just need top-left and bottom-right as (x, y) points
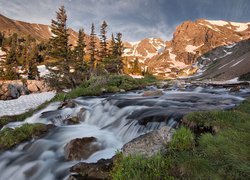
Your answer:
(0, 0), (249, 41)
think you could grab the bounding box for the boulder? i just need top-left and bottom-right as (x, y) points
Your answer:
(142, 90), (164, 96)
(8, 84), (20, 98)
(69, 158), (114, 180)
(64, 137), (102, 161)
(122, 126), (174, 157)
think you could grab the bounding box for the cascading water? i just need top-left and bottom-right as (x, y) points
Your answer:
(0, 86), (248, 180)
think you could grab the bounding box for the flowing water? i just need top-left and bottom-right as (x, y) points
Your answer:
(0, 85), (249, 180)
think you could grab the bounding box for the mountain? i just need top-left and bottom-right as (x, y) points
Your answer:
(144, 19), (250, 78)
(123, 38), (165, 63)
(194, 38), (250, 81)
(0, 14), (79, 45)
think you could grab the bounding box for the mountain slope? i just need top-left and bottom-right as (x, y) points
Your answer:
(0, 14), (78, 45)
(194, 38), (250, 81)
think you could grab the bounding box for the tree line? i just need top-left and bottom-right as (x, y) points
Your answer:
(0, 6), (124, 90)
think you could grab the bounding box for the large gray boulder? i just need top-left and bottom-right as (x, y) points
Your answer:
(122, 126), (174, 157)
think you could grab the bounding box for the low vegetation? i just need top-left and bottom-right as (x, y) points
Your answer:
(111, 98), (250, 180)
(0, 123), (52, 150)
(239, 72), (250, 81)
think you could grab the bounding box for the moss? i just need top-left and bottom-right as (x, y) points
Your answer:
(0, 123), (52, 150)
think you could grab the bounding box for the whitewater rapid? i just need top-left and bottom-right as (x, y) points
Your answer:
(0, 85), (249, 180)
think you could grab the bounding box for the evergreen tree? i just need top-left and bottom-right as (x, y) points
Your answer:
(27, 46), (39, 79)
(47, 6), (74, 89)
(89, 23), (96, 76)
(99, 21), (108, 59)
(74, 28), (86, 71)
(50, 6), (69, 62)
(114, 32), (124, 73)
(132, 58), (141, 75)
(0, 32), (4, 48)
(109, 33), (116, 56)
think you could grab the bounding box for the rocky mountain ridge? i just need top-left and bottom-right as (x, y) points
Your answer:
(1, 14), (250, 78)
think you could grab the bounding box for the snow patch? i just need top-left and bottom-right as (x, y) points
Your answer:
(0, 92), (56, 117)
(185, 44), (203, 53)
(206, 20), (229, 26)
(230, 22), (250, 32)
(230, 58), (245, 68)
(168, 48), (176, 61)
(37, 65), (50, 77)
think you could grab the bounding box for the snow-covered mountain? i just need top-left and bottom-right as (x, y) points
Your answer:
(142, 19), (250, 78)
(123, 38), (165, 63)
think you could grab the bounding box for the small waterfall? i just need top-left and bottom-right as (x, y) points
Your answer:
(0, 86), (247, 180)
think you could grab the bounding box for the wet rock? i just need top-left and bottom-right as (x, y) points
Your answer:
(58, 100), (76, 109)
(69, 158), (114, 180)
(230, 86), (241, 92)
(64, 116), (80, 125)
(122, 126), (174, 157)
(142, 90), (164, 96)
(64, 137), (102, 161)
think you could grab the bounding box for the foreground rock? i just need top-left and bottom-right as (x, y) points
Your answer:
(122, 126), (174, 157)
(69, 158), (114, 180)
(64, 137), (102, 160)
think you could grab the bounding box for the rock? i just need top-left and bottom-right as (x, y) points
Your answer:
(122, 126), (174, 157)
(64, 116), (80, 125)
(120, 89), (126, 93)
(230, 86), (241, 92)
(8, 84), (20, 98)
(58, 100), (76, 109)
(64, 137), (102, 161)
(142, 90), (164, 96)
(69, 158), (114, 180)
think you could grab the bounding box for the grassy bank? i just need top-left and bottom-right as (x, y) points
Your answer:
(111, 98), (250, 180)
(0, 123), (53, 151)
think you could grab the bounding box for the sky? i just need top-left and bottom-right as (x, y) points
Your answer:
(0, 0), (250, 42)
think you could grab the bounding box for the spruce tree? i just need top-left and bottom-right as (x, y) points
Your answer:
(99, 21), (108, 59)
(89, 23), (96, 76)
(75, 28), (86, 70)
(109, 33), (116, 56)
(27, 46), (39, 79)
(114, 32), (124, 73)
(48, 6), (73, 89)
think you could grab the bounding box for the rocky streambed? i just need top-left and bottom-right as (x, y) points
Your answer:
(0, 83), (249, 180)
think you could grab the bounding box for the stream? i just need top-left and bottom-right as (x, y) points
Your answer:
(0, 84), (249, 180)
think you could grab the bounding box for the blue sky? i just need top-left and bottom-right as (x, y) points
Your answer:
(0, 0), (249, 41)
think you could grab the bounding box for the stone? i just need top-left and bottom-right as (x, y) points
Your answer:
(69, 157), (114, 180)
(8, 84), (20, 99)
(64, 137), (102, 161)
(122, 126), (174, 157)
(142, 90), (164, 96)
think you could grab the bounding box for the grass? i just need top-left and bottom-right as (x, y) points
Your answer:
(111, 98), (250, 180)
(239, 72), (250, 81)
(0, 123), (51, 150)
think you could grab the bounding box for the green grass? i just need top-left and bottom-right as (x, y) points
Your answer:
(0, 123), (51, 150)
(111, 98), (250, 179)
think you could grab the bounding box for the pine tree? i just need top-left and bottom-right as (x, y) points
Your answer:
(50, 6), (69, 62)
(109, 33), (116, 56)
(74, 28), (86, 71)
(114, 32), (124, 73)
(27, 46), (39, 79)
(0, 32), (4, 47)
(132, 58), (141, 75)
(99, 21), (108, 59)
(47, 6), (74, 89)
(89, 23), (96, 76)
